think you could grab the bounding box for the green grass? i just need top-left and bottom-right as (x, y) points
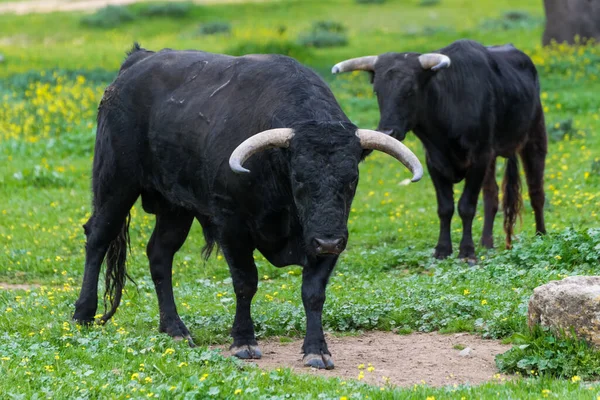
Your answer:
(1, 0), (600, 398)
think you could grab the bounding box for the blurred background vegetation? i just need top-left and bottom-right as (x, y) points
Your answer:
(1, 0), (600, 398)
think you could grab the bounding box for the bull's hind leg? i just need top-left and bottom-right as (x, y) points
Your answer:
(73, 187), (139, 324)
(220, 233), (261, 359)
(146, 208), (195, 346)
(520, 119), (548, 235)
(481, 158), (498, 249)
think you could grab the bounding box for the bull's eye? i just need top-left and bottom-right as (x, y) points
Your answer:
(349, 177), (359, 191)
(292, 174), (303, 185)
(292, 177), (307, 195)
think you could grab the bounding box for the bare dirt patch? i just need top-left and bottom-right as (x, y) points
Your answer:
(0, 282), (40, 290)
(217, 331), (512, 388)
(0, 0), (273, 15)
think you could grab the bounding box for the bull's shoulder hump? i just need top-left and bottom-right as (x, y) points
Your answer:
(123, 49), (233, 69)
(116, 49), (235, 83)
(237, 53), (307, 72)
(148, 49), (235, 65)
(489, 47), (536, 70)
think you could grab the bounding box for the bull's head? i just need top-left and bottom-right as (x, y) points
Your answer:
(229, 121), (423, 257)
(331, 53), (451, 141)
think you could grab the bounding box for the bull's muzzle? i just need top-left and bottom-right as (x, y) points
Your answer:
(312, 237), (346, 255)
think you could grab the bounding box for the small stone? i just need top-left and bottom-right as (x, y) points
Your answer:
(458, 347), (472, 357)
(0, 54), (4, 63)
(528, 276), (600, 346)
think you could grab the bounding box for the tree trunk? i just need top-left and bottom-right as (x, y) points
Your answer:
(542, 0), (600, 45)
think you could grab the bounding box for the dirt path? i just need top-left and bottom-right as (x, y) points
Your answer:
(217, 331), (513, 388)
(0, 282), (40, 290)
(0, 0), (272, 15)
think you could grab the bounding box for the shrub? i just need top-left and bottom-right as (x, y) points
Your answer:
(138, 2), (193, 18)
(496, 326), (600, 379)
(298, 31), (348, 48)
(226, 40), (312, 63)
(547, 118), (586, 142)
(479, 11), (542, 31)
(5, 69), (114, 93)
(504, 10), (530, 21)
(276, 25), (287, 35)
(312, 20), (346, 33)
(591, 158), (600, 176)
(419, 0), (440, 6)
(12, 166), (71, 189)
(198, 21), (232, 36)
(297, 20), (348, 48)
(81, 5), (136, 28)
(403, 24), (454, 37)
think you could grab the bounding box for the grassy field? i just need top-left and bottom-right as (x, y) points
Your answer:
(1, 0), (600, 398)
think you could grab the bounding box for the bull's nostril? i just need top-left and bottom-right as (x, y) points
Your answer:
(379, 128), (394, 136)
(314, 238), (346, 255)
(313, 239), (323, 253)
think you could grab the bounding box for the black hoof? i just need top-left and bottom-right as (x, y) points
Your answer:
(481, 237), (494, 249)
(160, 318), (194, 347)
(73, 306), (96, 325)
(231, 345), (262, 359)
(463, 257), (478, 266)
(433, 248), (452, 260)
(303, 353), (334, 370)
(458, 243), (476, 261)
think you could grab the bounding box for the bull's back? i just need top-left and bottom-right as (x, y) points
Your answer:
(488, 48), (541, 153)
(99, 47), (340, 209)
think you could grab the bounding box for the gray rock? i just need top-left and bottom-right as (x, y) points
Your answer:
(458, 347), (472, 357)
(528, 276), (600, 346)
(0, 54), (4, 63)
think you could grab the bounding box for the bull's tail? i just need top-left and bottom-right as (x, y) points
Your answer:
(502, 155), (523, 249)
(100, 212), (133, 323)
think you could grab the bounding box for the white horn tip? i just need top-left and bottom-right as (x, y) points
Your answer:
(431, 60), (451, 71)
(411, 167), (424, 182)
(229, 159), (251, 175)
(331, 64), (341, 74)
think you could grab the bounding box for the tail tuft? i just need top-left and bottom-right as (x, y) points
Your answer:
(100, 212), (133, 323)
(502, 155), (523, 249)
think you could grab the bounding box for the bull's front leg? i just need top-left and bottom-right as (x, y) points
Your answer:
(301, 256), (336, 370)
(428, 162), (454, 259)
(221, 236), (262, 360)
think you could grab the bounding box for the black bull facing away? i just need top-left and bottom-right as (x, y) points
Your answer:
(73, 44), (423, 370)
(332, 39), (547, 262)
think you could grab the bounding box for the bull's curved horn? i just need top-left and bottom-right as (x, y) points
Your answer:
(331, 56), (378, 74)
(356, 129), (423, 182)
(418, 53), (451, 71)
(229, 128), (295, 174)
